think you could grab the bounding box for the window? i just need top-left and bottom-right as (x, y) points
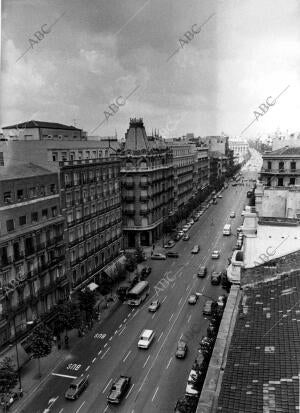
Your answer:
(19, 215), (26, 226)
(290, 161), (296, 171)
(40, 185), (45, 196)
(62, 152), (67, 161)
(85, 151), (90, 159)
(52, 152), (58, 161)
(31, 212), (38, 223)
(29, 187), (36, 198)
(78, 151), (83, 160)
(70, 152), (75, 160)
(17, 189), (24, 201)
(92, 150), (97, 158)
(278, 161), (284, 172)
(50, 184), (56, 194)
(42, 209), (48, 219)
(51, 206), (58, 217)
(0, 152), (4, 166)
(277, 178), (283, 186)
(267, 161), (272, 170)
(4, 191), (12, 203)
(6, 219), (15, 232)
(289, 177), (295, 185)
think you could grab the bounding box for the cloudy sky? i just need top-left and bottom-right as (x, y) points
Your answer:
(1, 0), (300, 139)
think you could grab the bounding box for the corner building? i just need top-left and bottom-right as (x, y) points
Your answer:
(120, 119), (174, 248)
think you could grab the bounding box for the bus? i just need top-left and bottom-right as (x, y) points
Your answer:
(126, 281), (150, 306)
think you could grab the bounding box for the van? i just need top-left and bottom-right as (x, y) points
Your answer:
(138, 329), (155, 349)
(223, 224), (231, 236)
(65, 375), (89, 400)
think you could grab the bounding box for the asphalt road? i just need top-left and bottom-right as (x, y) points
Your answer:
(19, 159), (259, 413)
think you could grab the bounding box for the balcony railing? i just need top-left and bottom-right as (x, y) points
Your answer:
(261, 168), (299, 174)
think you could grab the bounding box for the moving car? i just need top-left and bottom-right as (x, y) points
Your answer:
(166, 251), (179, 258)
(138, 329), (155, 349)
(191, 245), (200, 254)
(211, 250), (220, 259)
(197, 266), (207, 278)
(188, 294), (198, 305)
(107, 376), (131, 404)
(203, 300), (214, 315)
(164, 240), (175, 248)
(230, 211), (235, 218)
(65, 376), (89, 400)
(148, 300), (160, 312)
(182, 233), (190, 241)
(211, 271), (221, 285)
(175, 340), (188, 359)
(151, 253), (166, 260)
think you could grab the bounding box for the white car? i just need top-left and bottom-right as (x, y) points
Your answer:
(217, 194), (222, 198)
(188, 219), (194, 225)
(177, 230), (184, 236)
(211, 250), (220, 259)
(148, 300), (160, 312)
(230, 212), (235, 218)
(151, 253), (166, 260)
(188, 294), (198, 305)
(138, 329), (155, 349)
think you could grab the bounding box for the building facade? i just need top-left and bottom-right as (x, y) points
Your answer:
(120, 119), (174, 248)
(167, 140), (196, 213)
(0, 164), (66, 349)
(228, 139), (249, 164)
(60, 158), (122, 291)
(260, 147), (300, 187)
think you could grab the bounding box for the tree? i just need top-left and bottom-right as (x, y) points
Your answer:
(0, 357), (18, 409)
(28, 325), (52, 377)
(55, 302), (81, 340)
(78, 289), (96, 322)
(124, 252), (137, 272)
(134, 246), (145, 263)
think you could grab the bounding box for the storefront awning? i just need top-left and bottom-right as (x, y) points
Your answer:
(87, 282), (99, 292)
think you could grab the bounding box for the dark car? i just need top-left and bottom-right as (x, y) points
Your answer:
(203, 299), (214, 316)
(197, 266), (207, 278)
(107, 376), (131, 404)
(65, 376), (89, 400)
(173, 234), (181, 242)
(141, 266), (152, 278)
(175, 340), (188, 359)
(166, 251), (179, 258)
(211, 271), (221, 285)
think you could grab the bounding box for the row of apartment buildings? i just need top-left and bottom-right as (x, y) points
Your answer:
(0, 118), (237, 349)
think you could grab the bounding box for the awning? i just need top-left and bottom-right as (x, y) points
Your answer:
(0, 343), (30, 370)
(87, 282), (99, 292)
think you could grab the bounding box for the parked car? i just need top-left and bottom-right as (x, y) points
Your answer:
(177, 230), (184, 237)
(203, 299), (214, 315)
(151, 253), (166, 260)
(188, 219), (194, 225)
(217, 194), (223, 198)
(107, 376), (131, 404)
(211, 250), (220, 259)
(182, 233), (190, 241)
(230, 211), (235, 218)
(166, 251), (179, 258)
(0, 389), (23, 410)
(197, 266), (207, 278)
(188, 294), (198, 305)
(211, 271), (221, 285)
(193, 216), (199, 222)
(217, 295), (227, 308)
(173, 234), (181, 242)
(148, 300), (160, 312)
(191, 245), (200, 254)
(164, 240), (175, 248)
(65, 376), (89, 400)
(175, 340), (188, 359)
(141, 266), (152, 278)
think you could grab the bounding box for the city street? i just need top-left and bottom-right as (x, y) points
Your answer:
(18, 165), (257, 413)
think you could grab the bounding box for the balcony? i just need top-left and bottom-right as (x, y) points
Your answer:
(124, 209), (135, 216)
(260, 168), (300, 174)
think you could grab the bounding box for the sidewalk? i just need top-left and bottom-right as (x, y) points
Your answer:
(13, 294), (120, 413)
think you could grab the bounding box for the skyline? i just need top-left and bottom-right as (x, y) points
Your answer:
(1, 0), (300, 139)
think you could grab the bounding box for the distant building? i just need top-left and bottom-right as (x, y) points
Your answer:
(228, 139), (249, 164)
(272, 132), (300, 150)
(260, 146), (300, 187)
(120, 118), (174, 247)
(2, 120), (86, 141)
(0, 164), (66, 350)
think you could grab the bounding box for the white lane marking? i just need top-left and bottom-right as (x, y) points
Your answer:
(180, 333), (183, 340)
(104, 343), (107, 348)
(51, 373), (77, 379)
(103, 406), (109, 413)
(119, 324), (123, 329)
(132, 309), (140, 319)
(114, 330), (118, 335)
(126, 383), (135, 399)
(58, 409), (64, 413)
(85, 366), (90, 372)
(92, 358), (96, 364)
(75, 401), (85, 413)
(152, 386), (159, 402)
(169, 313), (174, 322)
(118, 326), (126, 335)
(123, 350), (132, 362)
(102, 378), (113, 393)
(100, 346), (111, 359)
(188, 315), (191, 323)
(109, 336), (113, 341)
(98, 350), (102, 356)
(158, 332), (163, 342)
(143, 355), (150, 368)
(162, 296), (167, 303)
(178, 297), (182, 305)
(152, 313), (156, 319)
(166, 357), (172, 369)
